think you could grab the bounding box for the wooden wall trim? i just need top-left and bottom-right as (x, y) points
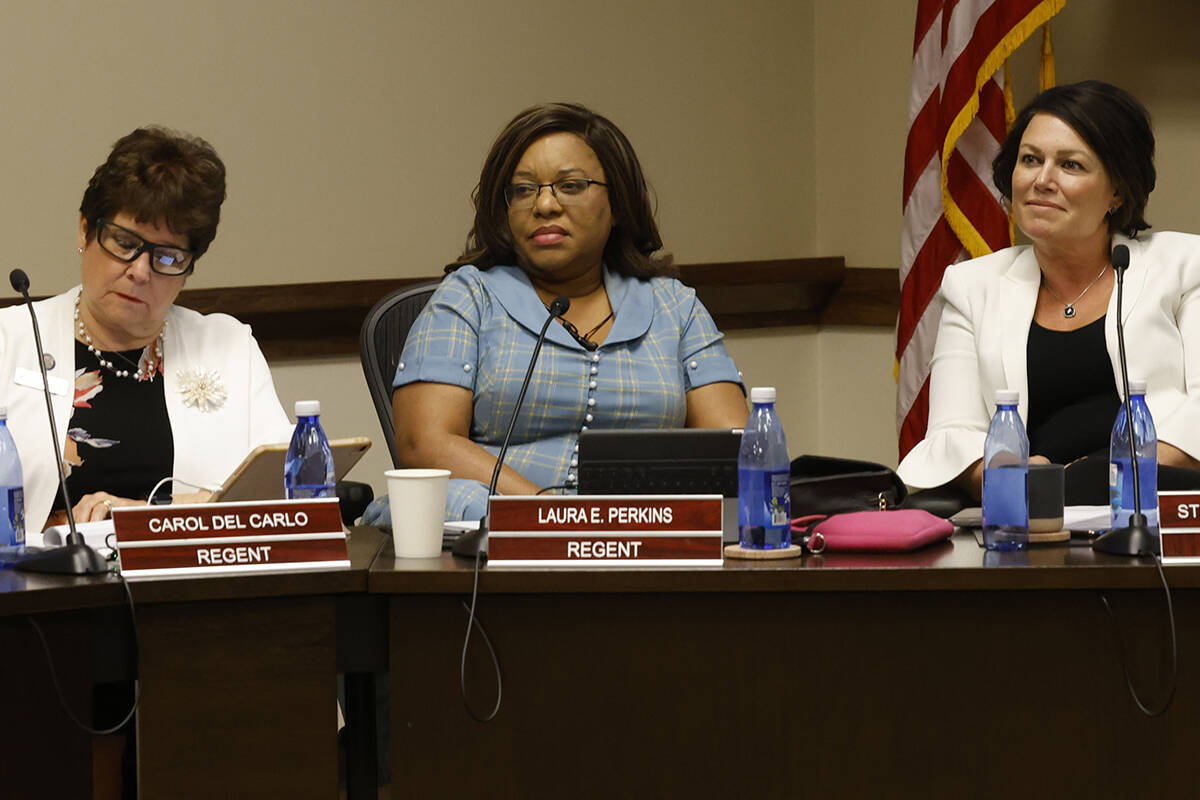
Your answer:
(2, 260), (900, 360)
(820, 267), (900, 327)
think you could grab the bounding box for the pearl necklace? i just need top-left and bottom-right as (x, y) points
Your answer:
(73, 296), (166, 381)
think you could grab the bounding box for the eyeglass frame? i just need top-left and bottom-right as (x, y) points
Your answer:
(503, 177), (609, 209)
(95, 218), (197, 277)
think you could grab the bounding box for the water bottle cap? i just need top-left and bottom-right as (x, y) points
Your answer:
(295, 400), (321, 417)
(995, 389), (1019, 406)
(749, 387), (776, 403)
(1127, 379), (1146, 395)
(0, 406), (6, 420)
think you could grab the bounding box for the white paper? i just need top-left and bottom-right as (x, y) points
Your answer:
(32, 519), (116, 551)
(1063, 505), (1111, 532)
(953, 504), (1111, 532)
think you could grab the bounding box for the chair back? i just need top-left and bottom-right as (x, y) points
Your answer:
(359, 280), (441, 467)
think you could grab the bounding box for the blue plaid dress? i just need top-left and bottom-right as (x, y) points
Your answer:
(394, 264), (743, 519)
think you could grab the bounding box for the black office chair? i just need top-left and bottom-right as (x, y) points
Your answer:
(359, 280), (442, 467)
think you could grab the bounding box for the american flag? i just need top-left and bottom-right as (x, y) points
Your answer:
(897, 0), (1064, 460)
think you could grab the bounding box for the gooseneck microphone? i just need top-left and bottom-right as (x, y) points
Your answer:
(452, 295), (571, 558)
(451, 296), (571, 722)
(1094, 244), (1156, 557)
(10, 270), (106, 574)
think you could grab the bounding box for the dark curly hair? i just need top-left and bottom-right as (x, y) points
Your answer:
(992, 80), (1155, 238)
(80, 126), (226, 259)
(448, 102), (674, 278)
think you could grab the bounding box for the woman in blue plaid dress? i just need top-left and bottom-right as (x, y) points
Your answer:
(392, 103), (747, 520)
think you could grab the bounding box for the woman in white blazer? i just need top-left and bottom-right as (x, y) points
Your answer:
(1, 127), (292, 532)
(899, 81), (1200, 500)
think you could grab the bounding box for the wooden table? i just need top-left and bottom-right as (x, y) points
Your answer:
(371, 532), (1200, 798)
(1, 527), (387, 799)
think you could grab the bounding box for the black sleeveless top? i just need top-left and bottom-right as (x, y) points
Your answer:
(1025, 316), (1121, 463)
(52, 340), (174, 509)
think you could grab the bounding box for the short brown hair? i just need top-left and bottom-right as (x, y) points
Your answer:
(80, 126), (226, 259)
(449, 103), (674, 278)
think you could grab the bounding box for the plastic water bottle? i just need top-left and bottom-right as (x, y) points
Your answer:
(982, 389), (1029, 551)
(0, 408), (25, 547)
(284, 400), (336, 499)
(738, 387), (791, 549)
(1110, 379), (1158, 533)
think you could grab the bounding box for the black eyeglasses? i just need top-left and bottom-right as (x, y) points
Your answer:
(96, 219), (196, 276)
(504, 178), (608, 209)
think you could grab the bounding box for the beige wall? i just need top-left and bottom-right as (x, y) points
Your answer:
(4, 1), (1199, 494)
(1, 0), (815, 290)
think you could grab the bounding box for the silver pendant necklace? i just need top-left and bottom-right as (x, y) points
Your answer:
(1044, 263), (1109, 319)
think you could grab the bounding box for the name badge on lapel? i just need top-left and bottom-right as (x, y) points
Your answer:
(14, 366), (69, 397)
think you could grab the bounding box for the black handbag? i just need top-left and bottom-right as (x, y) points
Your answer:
(789, 455), (907, 516)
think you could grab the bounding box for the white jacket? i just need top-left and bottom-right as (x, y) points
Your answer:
(0, 286), (294, 531)
(898, 231), (1200, 489)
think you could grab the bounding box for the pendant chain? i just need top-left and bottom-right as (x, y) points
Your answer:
(1043, 263), (1109, 319)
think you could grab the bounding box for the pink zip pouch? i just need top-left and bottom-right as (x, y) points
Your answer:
(791, 509), (954, 553)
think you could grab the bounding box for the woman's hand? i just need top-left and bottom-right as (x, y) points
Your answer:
(71, 492), (147, 523)
(1160, 441), (1200, 471)
(954, 454), (1052, 501)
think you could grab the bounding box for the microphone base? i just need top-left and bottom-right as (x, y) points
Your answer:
(15, 542), (109, 575)
(451, 518), (489, 560)
(1093, 522), (1159, 557)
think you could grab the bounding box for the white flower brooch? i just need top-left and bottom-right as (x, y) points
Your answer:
(176, 367), (228, 413)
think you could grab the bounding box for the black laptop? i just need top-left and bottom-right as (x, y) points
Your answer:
(577, 428), (742, 541)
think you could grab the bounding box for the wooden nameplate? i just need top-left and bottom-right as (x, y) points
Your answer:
(112, 497), (349, 577)
(1158, 491), (1200, 562)
(488, 495), (724, 566)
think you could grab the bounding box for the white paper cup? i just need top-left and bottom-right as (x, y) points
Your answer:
(385, 469), (450, 558)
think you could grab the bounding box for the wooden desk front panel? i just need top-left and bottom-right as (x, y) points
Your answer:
(136, 595), (338, 799)
(2, 609), (97, 798)
(389, 588), (1196, 799)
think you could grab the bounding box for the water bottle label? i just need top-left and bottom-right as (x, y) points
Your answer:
(3, 486), (24, 545)
(768, 471), (790, 526)
(287, 485), (334, 500)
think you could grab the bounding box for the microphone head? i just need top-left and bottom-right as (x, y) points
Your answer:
(549, 295), (570, 317)
(1112, 244), (1130, 272)
(9, 269), (29, 294)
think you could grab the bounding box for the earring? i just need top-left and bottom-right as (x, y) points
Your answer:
(77, 247), (84, 254)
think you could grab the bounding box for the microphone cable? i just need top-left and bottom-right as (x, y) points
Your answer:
(457, 478), (571, 722)
(536, 483), (576, 495)
(146, 475), (216, 504)
(1098, 554), (1177, 716)
(459, 549), (502, 723)
(27, 473), (218, 736)
(26, 569), (141, 735)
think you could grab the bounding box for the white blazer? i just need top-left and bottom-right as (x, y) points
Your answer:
(0, 287), (294, 531)
(898, 231), (1200, 489)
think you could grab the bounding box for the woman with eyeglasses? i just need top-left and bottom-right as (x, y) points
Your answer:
(0, 126), (292, 532)
(380, 102), (748, 521)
